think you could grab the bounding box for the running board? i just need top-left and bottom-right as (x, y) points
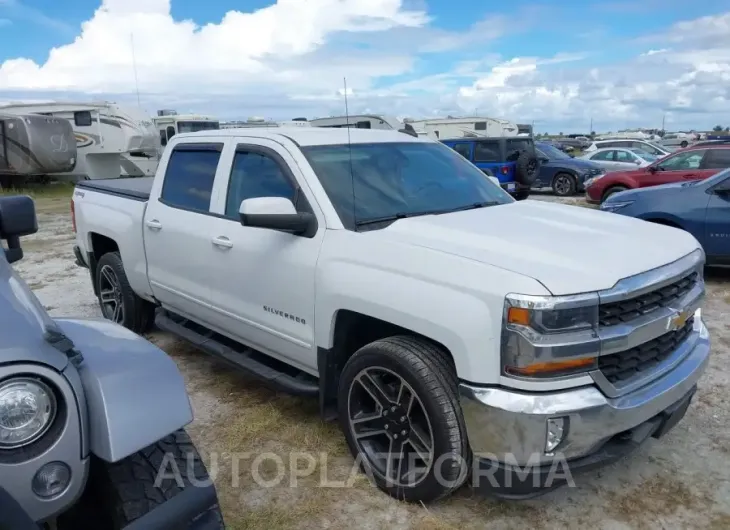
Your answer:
(155, 310), (319, 397)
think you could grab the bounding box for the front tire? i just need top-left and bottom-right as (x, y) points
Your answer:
(338, 336), (470, 503)
(95, 251), (155, 333)
(601, 185), (629, 203)
(552, 173), (577, 196)
(58, 430), (225, 529)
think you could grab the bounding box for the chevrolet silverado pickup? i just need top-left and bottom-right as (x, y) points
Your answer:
(71, 128), (710, 502)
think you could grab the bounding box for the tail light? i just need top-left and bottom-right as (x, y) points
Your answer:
(500, 165), (509, 175)
(71, 200), (76, 233)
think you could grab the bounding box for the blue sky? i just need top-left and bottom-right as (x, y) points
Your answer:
(1, 0), (729, 132)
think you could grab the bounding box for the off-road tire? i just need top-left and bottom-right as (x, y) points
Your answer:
(95, 251), (155, 333)
(58, 430), (224, 529)
(552, 173), (577, 196)
(338, 335), (470, 503)
(601, 185), (629, 203)
(514, 149), (540, 186)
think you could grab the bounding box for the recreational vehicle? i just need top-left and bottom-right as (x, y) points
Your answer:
(0, 102), (158, 180)
(308, 114), (404, 130)
(408, 117), (522, 140)
(153, 110), (220, 147)
(219, 117), (312, 129)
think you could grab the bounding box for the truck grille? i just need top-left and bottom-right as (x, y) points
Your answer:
(598, 272), (698, 327)
(598, 318), (694, 383)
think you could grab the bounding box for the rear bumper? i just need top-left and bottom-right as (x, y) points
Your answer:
(459, 316), (710, 498)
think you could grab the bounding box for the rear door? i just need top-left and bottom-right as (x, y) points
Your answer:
(450, 141), (473, 162)
(143, 140), (228, 320)
(473, 139), (506, 181)
(700, 148), (730, 176)
(587, 149), (617, 170)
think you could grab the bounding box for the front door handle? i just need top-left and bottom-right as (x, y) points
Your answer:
(212, 236), (233, 249)
(145, 219), (162, 230)
(682, 173), (698, 179)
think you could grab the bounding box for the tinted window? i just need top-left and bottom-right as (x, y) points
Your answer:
(302, 142), (513, 230)
(356, 121), (372, 129)
(225, 151), (296, 218)
(505, 138), (532, 161)
(703, 149), (730, 169)
(166, 126), (176, 141)
(657, 150), (706, 170)
(161, 147), (221, 212)
(159, 130), (167, 147)
(452, 143), (471, 159)
(615, 141), (632, 148)
(74, 111), (92, 127)
(474, 140), (500, 162)
(177, 121), (220, 133)
(597, 141), (619, 149)
(591, 150), (614, 161)
(475, 122), (487, 131)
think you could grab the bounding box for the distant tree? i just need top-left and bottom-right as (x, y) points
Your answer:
(713, 125), (724, 132)
(590, 130), (596, 138)
(559, 131), (563, 136)
(725, 127), (730, 133)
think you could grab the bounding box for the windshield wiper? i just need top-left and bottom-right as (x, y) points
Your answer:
(355, 202), (501, 227)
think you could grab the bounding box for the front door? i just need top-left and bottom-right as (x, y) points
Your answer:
(641, 149), (710, 188)
(205, 138), (324, 372)
(144, 141), (225, 320)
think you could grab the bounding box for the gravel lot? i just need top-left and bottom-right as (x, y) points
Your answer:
(13, 192), (730, 530)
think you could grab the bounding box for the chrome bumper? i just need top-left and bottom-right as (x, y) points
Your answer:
(459, 315), (709, 465)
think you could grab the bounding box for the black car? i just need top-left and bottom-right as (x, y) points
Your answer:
(533, 141), (605, 196)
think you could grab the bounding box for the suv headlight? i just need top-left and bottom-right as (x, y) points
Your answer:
(502, 293), (599, 378)
(0, 378), (57, 449)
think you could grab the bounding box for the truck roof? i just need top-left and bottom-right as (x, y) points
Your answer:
(172, 127), (426, 147)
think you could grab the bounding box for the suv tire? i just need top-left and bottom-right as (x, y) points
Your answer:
(338, 336), (470, 503)
(552, 173), (577, 196)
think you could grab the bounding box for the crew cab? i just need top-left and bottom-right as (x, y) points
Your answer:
(72, 128), (710, 502)
(585, 144), (730, 203)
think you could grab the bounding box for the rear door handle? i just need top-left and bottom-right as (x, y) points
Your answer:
(145, 219), (162, 230)
(212, 236), (233, 249)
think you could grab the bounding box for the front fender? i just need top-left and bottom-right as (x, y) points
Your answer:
(54, 318), (193, 462)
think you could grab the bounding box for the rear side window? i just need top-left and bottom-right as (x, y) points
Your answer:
(452, 143), (471, 159)
(161, 144), (222, 212)
(475, 122), (487, 131)
(703, 149), (730, 169)
(615, 150), (634, 162)
(74, 111), (92, 127)
(474, 140), (500, 162)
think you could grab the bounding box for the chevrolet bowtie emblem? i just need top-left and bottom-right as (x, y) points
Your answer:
(668, 309), (691, 331)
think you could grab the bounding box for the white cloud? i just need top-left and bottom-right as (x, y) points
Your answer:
(1, 2), (730, 131)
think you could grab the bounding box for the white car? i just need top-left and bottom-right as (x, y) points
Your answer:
(585, 139), (670, 157)
(71, 127), (709, 502)
(659, 133), (699, 150)
(580, 147), (659, 171)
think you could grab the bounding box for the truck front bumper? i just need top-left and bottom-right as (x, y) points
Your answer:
(459, 316), (710, 499)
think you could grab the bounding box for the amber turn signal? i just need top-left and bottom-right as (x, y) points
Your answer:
(506, 307), (531, 326)
(506, 357), (596, 377)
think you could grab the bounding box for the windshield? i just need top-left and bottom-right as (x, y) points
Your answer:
(630, 149), (658, 161)
(646, 142), (666, 154)
(177, 121), (220, 133)
(537, 143), (571, 160)
(302, 142), (513, 230)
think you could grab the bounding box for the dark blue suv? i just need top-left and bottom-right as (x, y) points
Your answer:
(441, 137), (539, 200)
(600, 167), (730, 266)
(533, 141), (605, 196)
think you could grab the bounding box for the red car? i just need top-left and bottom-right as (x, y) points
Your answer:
(585, 143), (730, 203)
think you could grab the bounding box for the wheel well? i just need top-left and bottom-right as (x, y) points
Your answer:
(88, 233), (119, 294)
(317, 310), (455, 420)
(601, 185), (629, 202)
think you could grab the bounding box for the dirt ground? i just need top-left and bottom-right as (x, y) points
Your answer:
(12, 192), (730, 530)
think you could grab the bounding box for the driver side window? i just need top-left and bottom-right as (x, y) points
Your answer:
(225, 150), (296, 219)
(657, 150), (706, 170)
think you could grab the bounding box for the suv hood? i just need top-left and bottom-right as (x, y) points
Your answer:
(374, 200), (701, 295)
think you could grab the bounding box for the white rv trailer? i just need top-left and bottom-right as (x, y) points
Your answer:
(407, 117), (522, 140)
(308, 115), (404, 130)
(0, 101), (158, 180)
(219, 117), (311, 129)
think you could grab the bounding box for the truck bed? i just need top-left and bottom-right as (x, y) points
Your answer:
(75, 177), (153, 201)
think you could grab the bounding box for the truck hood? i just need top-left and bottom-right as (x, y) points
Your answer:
(373, 200), (701, 295)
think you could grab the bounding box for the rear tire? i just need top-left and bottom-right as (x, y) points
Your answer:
(338, 336), (470, 503)
(601, 185), (629, 203)
(552, 173), (577, 196)
(95, 251), (155, 333)
(58, 430), (225, 529)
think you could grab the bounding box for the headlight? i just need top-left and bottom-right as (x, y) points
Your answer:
(0, 378), (57, 449)
(502, 293), (599, 378)
(600, 200), (634, 212)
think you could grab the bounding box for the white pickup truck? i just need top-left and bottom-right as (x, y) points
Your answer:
(72, 128), (710, 501)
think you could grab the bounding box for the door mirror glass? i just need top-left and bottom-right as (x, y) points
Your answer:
(0, 195), (38, 263)
(239, 197), (315, 237)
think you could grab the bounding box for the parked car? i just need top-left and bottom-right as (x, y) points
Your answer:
(600, 167), (730, 267)
(72, 127), (709, 502)
(533, 141), (605, 196)
(584, 139), (670, 157)
(0, 195), (224, 528)
(584, 143), (730, 203)
(580, 147), (659, 172)
(659, 133), (698, 150)
(442, 136), (539, 199)
(555, 137), (589, 150)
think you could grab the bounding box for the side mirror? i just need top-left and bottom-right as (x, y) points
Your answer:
(239, 197), (315, 237)
(487, 176), (500, 187)
(635, 159), (643, 165)
(0, 195), (38, 264)
(540, 157), (550, 163)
